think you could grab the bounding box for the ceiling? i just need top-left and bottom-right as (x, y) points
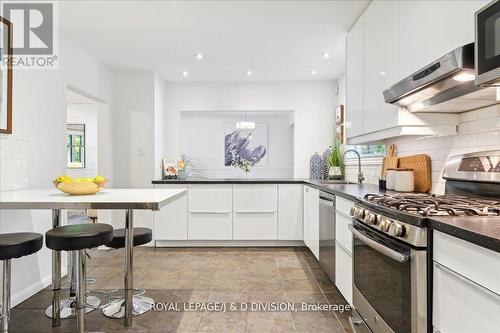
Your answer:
(60, 0), (369, 82)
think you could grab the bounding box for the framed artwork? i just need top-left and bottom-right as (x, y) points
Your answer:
(335, 105), (344, 125)
(336, 125), (344, 144)
(224, 123), (268, 167)
(0, 16), (13, 134)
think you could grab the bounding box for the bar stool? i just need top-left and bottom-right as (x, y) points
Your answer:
(46, 223), (113, 333)
(0, 232), (43, 333)
(102, 227), (154, 319)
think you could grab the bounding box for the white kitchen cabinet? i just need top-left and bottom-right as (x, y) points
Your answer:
(188, 184), (233, 240)
(335, 211), (353, 254)
(154, 186), (188, 240)
(399, 0), (435, 79)
(233, 212), (277, 240)
(433, 0), (488, 57)
(303, 185), (319, 260)
(278, 184), (303, 240)
(335, 242), (353, 306)
(433, 231), (500, 333)
(362, 0), (399, 134)
(345, 15), (364, 139)
(188, 212), (233, 240)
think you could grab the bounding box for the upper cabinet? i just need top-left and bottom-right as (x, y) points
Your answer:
(345, 0), (489, 143)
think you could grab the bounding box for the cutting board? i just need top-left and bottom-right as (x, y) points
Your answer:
(381, 144), (398, 178)
(398, 154), (432, 193)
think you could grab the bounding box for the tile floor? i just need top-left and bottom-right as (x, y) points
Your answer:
(11, 247), (353, 333)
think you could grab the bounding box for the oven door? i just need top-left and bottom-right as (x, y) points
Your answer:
(475, 0), (500, 86)
(350, 220), (426, 333)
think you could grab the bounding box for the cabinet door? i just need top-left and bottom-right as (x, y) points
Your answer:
(434, 0), (489, 57)
(154, 191), (188, 240)
(233, 184), (277, 213)
(363, 0), (399, 134)
(188, 212), (232, 240)
(278, 184), (303, 240)
(307, 186), (320, 260)
(433, 261), (500, 333)
(399, 0), (435, 79)
(335, 212), (352, 254)
(303, 186), (309, 247)
(188, 184), (232, 212)
(335, 242), (353, 306)
(233, 212), (277, 240)
(346, 15), (364, 138)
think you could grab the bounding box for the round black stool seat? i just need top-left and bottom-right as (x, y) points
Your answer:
(106, 228), (152, 249)
(46, 224), (113, 251)
(0, 232), (43, 260)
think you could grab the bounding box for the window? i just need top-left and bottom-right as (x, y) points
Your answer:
(346, 144), (386, 158)
(67, 124), (85, 168)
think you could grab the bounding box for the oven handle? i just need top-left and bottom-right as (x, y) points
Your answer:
(348, 224), (409, 263)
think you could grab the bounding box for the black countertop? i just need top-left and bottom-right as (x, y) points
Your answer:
(152, 178), (500, 252)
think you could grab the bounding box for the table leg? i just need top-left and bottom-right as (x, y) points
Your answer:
(51, 209), (61, 327)
(124, 209), (134, 326)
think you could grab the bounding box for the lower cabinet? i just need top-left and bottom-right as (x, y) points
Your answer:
(153, 184), (188, 241)
(278, 184), (303, 240)
(188, 212), (233, 240)
(433, 231), (500, 333)
(303, 185), (319, 260)
(335, 242), (353, 306)
(233, 212), (277, 240)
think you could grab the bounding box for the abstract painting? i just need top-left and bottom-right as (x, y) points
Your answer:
(224, 123), (267, 171)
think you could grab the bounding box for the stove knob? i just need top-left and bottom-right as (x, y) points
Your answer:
(388, 222), (406, 237)
(349, 207), (356, 217)
(364, 213), (377, 225)
(379, 219), (392, 232)
(356, 209), (365, 219)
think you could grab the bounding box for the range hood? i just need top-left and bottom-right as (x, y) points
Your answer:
(384, 43), (498, 113)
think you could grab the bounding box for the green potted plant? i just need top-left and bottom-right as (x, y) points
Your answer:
(328, 139), (345, 180)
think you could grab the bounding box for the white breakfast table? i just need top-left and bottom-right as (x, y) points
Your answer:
(0, 188), (187, 327)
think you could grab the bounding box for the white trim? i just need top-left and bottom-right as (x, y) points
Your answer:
(155, 240), (304, 247)
(346, 125), (457, 145)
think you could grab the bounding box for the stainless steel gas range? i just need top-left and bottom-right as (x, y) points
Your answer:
(348, 150), (500, 333)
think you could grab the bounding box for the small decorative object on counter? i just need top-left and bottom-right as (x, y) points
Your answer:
(386, 168), (397, 190)
(177, 159), (189, 180)
(162, 158), (178, 179)
(321, 147), (331, 179)
(309, 153), (323, 179)
(328, 139), (345, 180)
(394, 168), (415, 192)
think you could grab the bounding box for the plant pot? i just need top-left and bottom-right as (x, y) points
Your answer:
(329, 166), (343, 180)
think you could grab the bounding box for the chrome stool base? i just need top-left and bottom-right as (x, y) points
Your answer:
(102, 295), (154, 319)
(44, 295), (100, 319)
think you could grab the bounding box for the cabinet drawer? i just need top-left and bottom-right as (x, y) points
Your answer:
(433, 231), (500, 294)
(188, 212), (232, 240)
(154, 192), (188, 240)
(188, 185), (232, 212)
(335, 212), (352, 254)
(336, 196), (354, 217)
(335, 242), (353, 305)
(233, 212), (277, 240)
(233, 184), (277, 212)
(433, 261), (500, 333)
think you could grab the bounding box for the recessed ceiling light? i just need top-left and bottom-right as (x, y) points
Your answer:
(379, 71), (386, 75)
(311, 69), (317, 75)
(322, 53), (329, 59)
(246, 70), (252, 76)
(182, 71), (189, 77)
(196, 53), (203, 60)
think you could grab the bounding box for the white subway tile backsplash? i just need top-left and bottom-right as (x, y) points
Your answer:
(466, 119), (488, 134)
(458, 110), (477, 123)
(476, 104), (499, 119)
(476, 131), (499, 146)
(486, 117), (500, 131)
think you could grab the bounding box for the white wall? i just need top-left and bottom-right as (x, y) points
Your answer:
(180, 111), (294, 178)
(161, 81), (338, 178)
(0, 34), (114, 306)
(66, 103), (98, 178)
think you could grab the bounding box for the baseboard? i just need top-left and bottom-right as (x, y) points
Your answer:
(154, 240), (305, 247)
(11, 266), (68, 307)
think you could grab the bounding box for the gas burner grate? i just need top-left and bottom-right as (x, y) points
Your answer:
(363, 193), (500, 217)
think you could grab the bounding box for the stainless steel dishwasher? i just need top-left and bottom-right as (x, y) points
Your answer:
(319, 191), (335, 282)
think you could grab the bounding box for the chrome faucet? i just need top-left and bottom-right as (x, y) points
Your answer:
(343, 150), (365, 184)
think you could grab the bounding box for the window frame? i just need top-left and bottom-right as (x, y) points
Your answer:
(67, 124), (86, 169)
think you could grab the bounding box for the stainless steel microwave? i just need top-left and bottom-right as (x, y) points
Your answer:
(475, 0), (500, 86)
